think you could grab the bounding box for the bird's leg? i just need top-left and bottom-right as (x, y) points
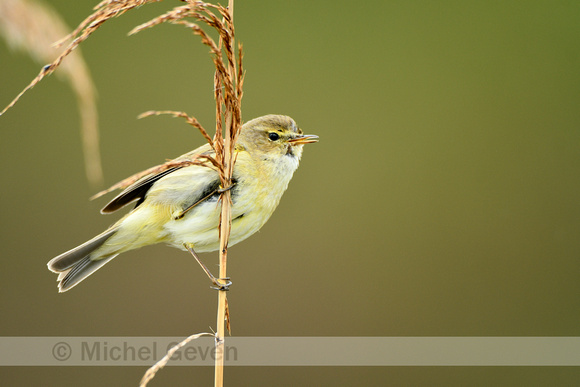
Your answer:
(184, 243), (231, 291)
(175, 190), (217, 220)
(218, 182), (236, 193)
(174, 182), (236, 220)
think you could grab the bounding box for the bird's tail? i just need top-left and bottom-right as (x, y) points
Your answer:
(47, 227), (119, 292)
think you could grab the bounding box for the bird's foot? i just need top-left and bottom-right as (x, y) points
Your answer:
(210, 277), (232, 291)
(218, 182), (236, 193)
(184, 243), (232, 291)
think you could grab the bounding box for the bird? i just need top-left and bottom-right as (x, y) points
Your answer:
(47, 114), (318, 292)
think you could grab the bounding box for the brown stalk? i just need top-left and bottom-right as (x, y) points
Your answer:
(4, 1), (243, 385)
(0, 0), (103, 185)
(138, 110), (214, 148)
(133, 1), (243, 385)
(2, 0), (161, 114)
(139, 332), (213, 387)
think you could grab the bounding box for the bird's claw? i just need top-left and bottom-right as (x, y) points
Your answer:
(210, 277), (232, 291)
(218, 183), (236, 193)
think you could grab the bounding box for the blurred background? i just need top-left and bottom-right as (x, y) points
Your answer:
(1, 0), (579, 385)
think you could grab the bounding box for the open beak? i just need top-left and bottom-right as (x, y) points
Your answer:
(288, 134), (319, 145)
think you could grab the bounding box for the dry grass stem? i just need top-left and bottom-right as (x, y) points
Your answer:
(130, 0), (244, 183)
(138, 110), (214, 148)
(139, 332), (213, 387)
(3, 0), (160, 110)
(4, 1), (243, 385)
(0, 0), (103, 185)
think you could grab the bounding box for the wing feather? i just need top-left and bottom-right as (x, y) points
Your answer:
(97, 144), (216, 214)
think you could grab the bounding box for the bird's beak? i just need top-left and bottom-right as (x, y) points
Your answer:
(288, 134), (319, 145)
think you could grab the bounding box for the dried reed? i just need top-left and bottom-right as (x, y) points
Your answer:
(139, 332), (214, 386)
(0, 0), (102, 185)
(3, 1), (243, 385)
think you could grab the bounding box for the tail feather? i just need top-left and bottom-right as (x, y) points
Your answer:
(48, 228), (118, 292)
(56, 254), (118, 292)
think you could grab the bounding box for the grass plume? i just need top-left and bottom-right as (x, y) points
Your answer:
(3, 1), (243, 385)
(0, 0), (103, 185)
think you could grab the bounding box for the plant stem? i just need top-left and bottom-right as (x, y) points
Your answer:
(215, 2), (235, 386)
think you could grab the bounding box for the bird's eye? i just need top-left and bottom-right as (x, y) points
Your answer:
(268, 132), (280, 141)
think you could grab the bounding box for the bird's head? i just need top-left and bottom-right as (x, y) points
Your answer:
(237, 115), (318, 161)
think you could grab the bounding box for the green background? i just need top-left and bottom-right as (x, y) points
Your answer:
(1, 0), (579, 385)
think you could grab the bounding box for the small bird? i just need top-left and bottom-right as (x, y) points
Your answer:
(48, 115), (318, 292)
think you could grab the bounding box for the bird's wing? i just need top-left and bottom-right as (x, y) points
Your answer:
(98, 143), (217, 214)
(100, 166), (182, 213)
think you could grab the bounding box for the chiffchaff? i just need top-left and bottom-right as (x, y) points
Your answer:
(48, 115), (318, 292)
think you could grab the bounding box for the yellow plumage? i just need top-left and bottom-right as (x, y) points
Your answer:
(47, 115), (318, 292)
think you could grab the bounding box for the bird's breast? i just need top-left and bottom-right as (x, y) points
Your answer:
(163, 152), (298, 252)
